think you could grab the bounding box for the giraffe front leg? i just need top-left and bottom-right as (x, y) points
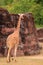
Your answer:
(12, 45), (18, 62)
(7, 48), (11, 62)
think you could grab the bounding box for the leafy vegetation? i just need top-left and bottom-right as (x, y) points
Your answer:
(0, 0), (43, 27)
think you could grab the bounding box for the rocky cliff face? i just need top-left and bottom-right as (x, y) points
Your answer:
(0, 8), (41, 56)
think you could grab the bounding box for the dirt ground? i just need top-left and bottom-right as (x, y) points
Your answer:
(0, 42), (43, 65)
(0, 56), (43, 65)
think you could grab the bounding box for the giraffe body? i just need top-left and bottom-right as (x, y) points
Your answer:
(6, 14), (24, 62)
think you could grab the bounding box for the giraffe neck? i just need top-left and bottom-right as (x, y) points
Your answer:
(14, 14), (23, 33)
(16, 17), (21, 31)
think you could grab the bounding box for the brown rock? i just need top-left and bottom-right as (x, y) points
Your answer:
(0, 8), (41, 56)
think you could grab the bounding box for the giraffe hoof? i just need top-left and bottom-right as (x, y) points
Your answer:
(7, 60), (11, 63)
(12, 58), (14, 60)
(15, 60), (17, 62)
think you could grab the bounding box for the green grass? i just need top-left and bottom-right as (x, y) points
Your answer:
(35, 24), (43, 29)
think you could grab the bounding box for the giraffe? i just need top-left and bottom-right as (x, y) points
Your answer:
(6, 14), (24, 62)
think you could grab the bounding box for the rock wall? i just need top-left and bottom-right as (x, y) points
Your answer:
(37, 28), (43, 42)
(0, 8), (41, 56)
